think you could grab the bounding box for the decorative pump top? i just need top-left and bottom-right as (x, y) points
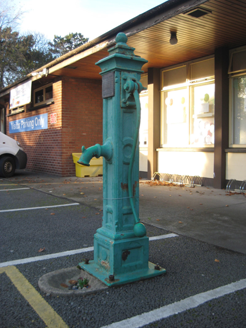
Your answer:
(108, 32), (136, 57)
(115, 32), (128, 44)
(96, 32), (147, 73)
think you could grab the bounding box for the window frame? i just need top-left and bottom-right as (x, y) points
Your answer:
(33, 83), (53, 107)
(229, 46), (246, 148)
(229, 72), (246, 147)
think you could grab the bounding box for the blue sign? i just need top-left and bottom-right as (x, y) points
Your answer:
(9, 114), (48, 133)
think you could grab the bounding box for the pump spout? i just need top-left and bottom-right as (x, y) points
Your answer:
(78, 140), (113, 166)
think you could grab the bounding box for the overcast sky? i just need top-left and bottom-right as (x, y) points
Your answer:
(15, 0), (166, 41)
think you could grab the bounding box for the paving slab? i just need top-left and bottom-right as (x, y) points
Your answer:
(139, 182), (246, 254)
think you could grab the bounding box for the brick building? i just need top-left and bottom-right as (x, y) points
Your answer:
(0, 77), (102, 176)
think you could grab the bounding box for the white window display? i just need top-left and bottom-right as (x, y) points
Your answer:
(163, 88), (188, 146)
(229, 46), (246, 146)
(231, 76), (246, 145)
(139, 94), (148, 147)
(191, 83), (215, 146)
(161, 57), (214, 147)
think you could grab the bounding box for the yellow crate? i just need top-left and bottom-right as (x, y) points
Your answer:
(72, 153), (103, 178)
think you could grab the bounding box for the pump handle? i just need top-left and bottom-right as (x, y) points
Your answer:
(125, 79), (146, 237)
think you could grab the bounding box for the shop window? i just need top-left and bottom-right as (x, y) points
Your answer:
(190, 59), (214, 80)
(139, 74), (148, 147)
(230, 75), (246, 145)
(161, 57), (214, 147)
(190, 83), (215, 146)
(33, 84), (53, 106)
(139, 94), (148, 147)
(163, 66), (186, 87)
(229, 48), (246, 74)
(229, 47), (246, 146)
(163, 87), (188, 146)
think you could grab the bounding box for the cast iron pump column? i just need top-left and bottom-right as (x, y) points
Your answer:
(78, 33), (166, 285)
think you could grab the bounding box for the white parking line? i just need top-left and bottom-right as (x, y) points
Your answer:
(149, 233), (178, 241)
(0, 188), (30, 192)
(0, 233), (178, 268)
(101, 278), (246, 328)
(0, 203), (80, 213)
(0, 247), (94, 268)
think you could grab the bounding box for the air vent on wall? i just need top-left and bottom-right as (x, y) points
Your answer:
(185, 7), (211, 18)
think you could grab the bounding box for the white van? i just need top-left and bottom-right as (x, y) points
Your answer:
(0, 132), (27, 177)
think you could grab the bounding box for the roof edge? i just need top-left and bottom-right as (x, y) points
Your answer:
(27, 0), (198, 74)
(0, 0), (207, 96)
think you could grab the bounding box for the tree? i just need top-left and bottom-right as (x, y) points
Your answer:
(48, 32), (89, 58)
(0, 0), (22, 30)
(17, 33), (53, 77)
(0, 28), (53, 89)
(0, 27), (21, 88)
(0, 2), (52, 89)
(0, 2), (89, 89)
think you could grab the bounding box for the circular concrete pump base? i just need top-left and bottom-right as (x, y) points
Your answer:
(38, 266), (108, 296)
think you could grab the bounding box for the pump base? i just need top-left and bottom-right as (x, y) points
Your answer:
(78, 260), (166, 286)
(79, 232), (166, 286)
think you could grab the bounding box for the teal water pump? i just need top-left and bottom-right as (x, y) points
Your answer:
(78, 33), (166, 286)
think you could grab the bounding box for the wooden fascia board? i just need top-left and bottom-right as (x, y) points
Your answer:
(48, 40), (111, 75)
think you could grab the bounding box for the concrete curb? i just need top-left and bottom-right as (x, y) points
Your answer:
(38, 266), (108, 296)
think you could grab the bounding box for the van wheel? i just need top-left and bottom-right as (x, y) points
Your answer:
(0, 156), (16, 177)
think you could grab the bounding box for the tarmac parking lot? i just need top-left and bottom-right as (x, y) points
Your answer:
(0, 171), (246, 328)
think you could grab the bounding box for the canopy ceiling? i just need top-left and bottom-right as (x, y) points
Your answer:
(49, 0), (246, 80)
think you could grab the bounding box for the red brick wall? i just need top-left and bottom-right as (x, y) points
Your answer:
(61, 77), (103, 176)
(6, 77), (102, 176)
(7, 80), (63, 175)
